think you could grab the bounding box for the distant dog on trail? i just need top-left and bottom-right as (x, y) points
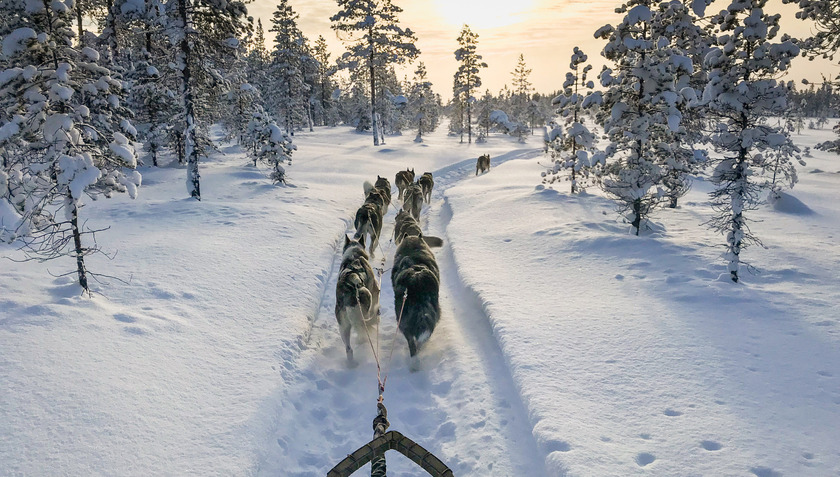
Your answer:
(391, 234), (441, 357)
(418, 172), (434, 204)
(395, 168), (415, 200)
(476, 154), (490, 175)
(335, 235), (380, 362)
(393, 209), (443, 247)
(402, 182), (423, 221)
(363, 176), (392, 214)
(354, 200), (383, 259)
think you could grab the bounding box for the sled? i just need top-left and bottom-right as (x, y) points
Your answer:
(328, 401), (453, 477)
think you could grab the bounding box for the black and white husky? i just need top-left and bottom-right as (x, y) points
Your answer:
(395, 168), (415, 200)
(391, 234), (440, 357)
(335, 235), (380, 362)
(393, 209), (443, 248)
(363, 176), (392, 215)
(354, 199), (383, 259)
(402, 182), (423, 221)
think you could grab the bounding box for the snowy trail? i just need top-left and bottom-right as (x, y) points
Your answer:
(257, 145), (546, 475)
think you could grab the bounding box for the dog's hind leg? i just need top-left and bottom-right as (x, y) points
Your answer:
(337, 308), (354, 362)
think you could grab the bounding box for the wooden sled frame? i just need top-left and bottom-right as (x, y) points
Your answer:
(327, 430), (453, 477)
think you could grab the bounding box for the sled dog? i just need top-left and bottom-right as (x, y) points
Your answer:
(402, 182), (424, 221)
(362, 188), (388, 216)
(335, 235), (380, 362)
(354, 200), (383, 259)
(395, 168), (415, 200)
(476, 154), (490, 175)
(391, 234), (441, 357)
(363, 175), (392, 214)
(393, 209), (443, 247)
(418, 172), (434, 204)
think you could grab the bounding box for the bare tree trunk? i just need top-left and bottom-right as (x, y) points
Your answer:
(368, 26), (379, 146)
(179, 0), (200, 200)
(75, 2), (84, 46)
(68, 198), (89, 293)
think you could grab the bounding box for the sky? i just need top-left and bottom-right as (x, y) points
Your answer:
(248, 0), (840, 101)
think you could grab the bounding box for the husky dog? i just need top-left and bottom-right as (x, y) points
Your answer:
(476, 154), (490, 175)
(363, 175), (392, 214)
(335, 235), (380, 362)
(363, 188), (387, 216)
(418, 172), (434, 204)
(395, 168), (415, 200)
(394, 209), (443, 247)
(391, 234), (440, 357)
(354, 200), (383, 259)
(402, 182), (424, 221)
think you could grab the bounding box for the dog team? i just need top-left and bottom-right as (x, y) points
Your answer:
(335, 154), (490, 363)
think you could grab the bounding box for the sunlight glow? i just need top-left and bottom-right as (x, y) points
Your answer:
(433, 0), (537, 29)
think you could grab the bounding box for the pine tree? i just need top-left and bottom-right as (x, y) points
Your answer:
(167, 0), (247, 200)
(331, 0), (420, 146)
(269, 0), (309, 136)
(544, 47), (603, 193)
(594, 0), (695, 234)
(510, 53), (532, 125)
(0, 0), (140, 293)
(312, 35), (338, 126)
(783, 0), (840, 153)
(453, 24), (486, 144)
(406, 62), (440, 142)
(700, 0), (803, 282)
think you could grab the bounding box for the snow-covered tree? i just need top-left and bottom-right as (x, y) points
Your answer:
(244, 111), (295, 184)
(594, 0), (695, 234)
(783, 0), (840, 153)
(544, 47), (603, 193)
(510, 53), (532, 121)
(331, 0), (420, 146)
(166, 0), (247, 200)
(268, 0), (309, 136)
(311, 35), (338, 127)
(453, 24), (487, 144)
(0, 0), (141, 292)
(406, 62), (440, 142)
(700, 0), (803, 282)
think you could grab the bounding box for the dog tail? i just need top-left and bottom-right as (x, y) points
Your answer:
(422, 235), (443, 248)
(363, 180), (374, 197)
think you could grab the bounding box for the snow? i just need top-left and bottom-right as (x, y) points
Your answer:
(2, 28), (36, 57)
(81, 47), (100, 62)
(2, 124), (840, 476)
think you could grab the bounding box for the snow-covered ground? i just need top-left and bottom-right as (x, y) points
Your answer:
(2, 123), (839, 476)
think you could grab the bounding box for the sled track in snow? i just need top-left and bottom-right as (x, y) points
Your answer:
(258, 147), (546, 475)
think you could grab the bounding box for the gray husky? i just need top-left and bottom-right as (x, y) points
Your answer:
(391, 234), (441, 357)
(335, 235), (380, 362)
(393, 209), (443, 248)
(395, 168), (415, 200)
(402, 182), (423, 221)
(476, 154), (490, 175)
(363, 176), (392, 214)
(354, 200), (383, 259)
(418, 172), (434, 204)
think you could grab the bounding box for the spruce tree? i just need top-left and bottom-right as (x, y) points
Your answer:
(0, 0), (140, 292)
(700, 0), (803, 282)
(453, 24), (486, 144)
(167, 0), (247, 200)
(595, 0), (695, 234)
(269, 0), (309, 136)
(545, 47), (603, 193)
(406, 62), (439, 142)
(331, 0), (420, 146)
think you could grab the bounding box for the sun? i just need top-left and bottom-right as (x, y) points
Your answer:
(433, 0), (537, 29)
